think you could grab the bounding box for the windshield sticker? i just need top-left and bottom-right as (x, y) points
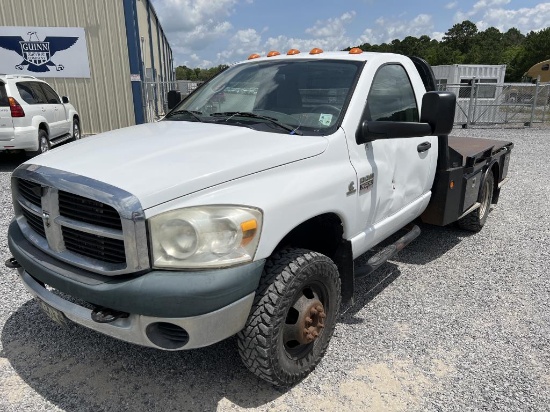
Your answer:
(359, 173), (374, 194)
(318, 113), (333, 126)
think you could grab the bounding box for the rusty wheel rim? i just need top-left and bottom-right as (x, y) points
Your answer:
(282, 283), (329, 359)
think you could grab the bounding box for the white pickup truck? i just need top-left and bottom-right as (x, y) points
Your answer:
(6, 50), (512, 387)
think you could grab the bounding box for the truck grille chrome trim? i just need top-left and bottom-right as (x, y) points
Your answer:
(12, 164), (150, 275)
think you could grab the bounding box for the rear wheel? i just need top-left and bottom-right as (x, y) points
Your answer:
(237, 248), (341, 387)
(27, 129), (50, 157)
(457, 172), (494, 232)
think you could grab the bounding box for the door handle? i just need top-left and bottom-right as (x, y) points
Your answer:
(417, 141), (431, 153)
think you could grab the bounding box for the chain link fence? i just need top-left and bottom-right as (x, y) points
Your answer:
(440, 81), (550, 127)
(141, 80), (204, 122)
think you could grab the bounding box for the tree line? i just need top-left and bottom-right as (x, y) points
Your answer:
(175, 21), (550, 82)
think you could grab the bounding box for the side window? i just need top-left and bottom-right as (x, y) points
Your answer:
(16, 82), (41, 104)
(40, 83), (61, 104)
(366, 65), (419, 122)
(0, 83), (9, 107)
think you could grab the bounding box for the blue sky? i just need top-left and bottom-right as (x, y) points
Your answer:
(150, 0), (550, 67)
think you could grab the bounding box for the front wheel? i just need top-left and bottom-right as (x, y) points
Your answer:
(237, 248), (341, 387)
(72, 118), (81, 140)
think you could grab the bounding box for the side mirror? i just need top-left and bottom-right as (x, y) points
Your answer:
(356, 91), (457, 144)
(167, 90), (182, 110)
(62, 96), (69, 104)
(420, 91), (456, 135)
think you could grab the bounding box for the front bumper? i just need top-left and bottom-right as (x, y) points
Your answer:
(17, 268), (255, 350)
(8, 220), (265, 349)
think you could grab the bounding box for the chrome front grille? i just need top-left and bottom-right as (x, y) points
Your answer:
(12, 165), (150, 276)
(61, 226), (126, 264)
(59, 190), (123, 230)
(21, 207), (46, 237)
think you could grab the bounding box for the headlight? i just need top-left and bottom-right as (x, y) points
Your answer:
(149, 206), (263, 269)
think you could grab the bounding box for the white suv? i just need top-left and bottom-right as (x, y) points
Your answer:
(0, 75), (80, 156)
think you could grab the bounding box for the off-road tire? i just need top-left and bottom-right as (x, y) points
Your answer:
(237, 248), (341, 387)
(457, 171), (494, 232)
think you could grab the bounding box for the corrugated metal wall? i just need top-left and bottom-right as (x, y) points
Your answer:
(0, 0), (135, 134)
(432, 65), (507, 84)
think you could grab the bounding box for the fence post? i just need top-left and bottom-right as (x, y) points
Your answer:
(466, 77), (476, 128)
(529, 78), (540, 127)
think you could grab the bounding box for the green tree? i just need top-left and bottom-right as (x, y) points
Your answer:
(442, 20), (478, 54)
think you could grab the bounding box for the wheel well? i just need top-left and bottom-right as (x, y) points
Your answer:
(272, 213), (354, 306)
(73, 114), (80, 123)
(273, 213), (344, 260)
(38, 123), (49, 135)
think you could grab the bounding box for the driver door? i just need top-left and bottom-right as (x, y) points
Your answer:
(349, 63), (437, 226)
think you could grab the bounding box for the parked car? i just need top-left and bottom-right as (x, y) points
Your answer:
(0, 74), (80, 156)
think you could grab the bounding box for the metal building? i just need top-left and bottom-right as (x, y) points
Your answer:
(0, 0), (174, 135)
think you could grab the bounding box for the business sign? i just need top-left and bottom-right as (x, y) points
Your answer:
(0, 27), (90, 78)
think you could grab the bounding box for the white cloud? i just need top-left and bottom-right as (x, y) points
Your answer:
(215, 12), (357, 64)
(451, 1), (550, 33)
(152, 0), (237, 64)
(305, 11), (356, 38)
(217, 28), (263, 62)
(356, 13), (435, 45)
(446, 2), (458, 10)
(476, 3), (550, 32)
(453, 0), (511, 21)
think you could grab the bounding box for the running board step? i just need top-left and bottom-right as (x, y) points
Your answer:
(354, 225), (421, 279)
(50, 133), (72, 146)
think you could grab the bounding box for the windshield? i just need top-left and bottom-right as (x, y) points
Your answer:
(165, 59), (363, 135)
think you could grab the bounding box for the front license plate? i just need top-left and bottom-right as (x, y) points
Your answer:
(37, 298), (67, 326)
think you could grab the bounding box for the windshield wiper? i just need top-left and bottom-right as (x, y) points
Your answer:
(164, 109), (204, 122)
(210, 112), (302, 135)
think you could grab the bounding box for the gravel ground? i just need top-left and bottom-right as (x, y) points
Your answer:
(0, 126), (549, 411)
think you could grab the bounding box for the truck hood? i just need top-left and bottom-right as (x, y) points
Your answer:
(27, 121), (328, 209)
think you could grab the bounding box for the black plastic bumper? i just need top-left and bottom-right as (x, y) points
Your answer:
(8, 220), (265, 318)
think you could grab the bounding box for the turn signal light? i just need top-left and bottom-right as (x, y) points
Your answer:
(310, 48), (323, 55)
(8, 97), (25, 117)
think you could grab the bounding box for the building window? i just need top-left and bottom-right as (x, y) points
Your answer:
(459, 78), (498, 99)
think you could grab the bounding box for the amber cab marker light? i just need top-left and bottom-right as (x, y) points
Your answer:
(310, 48), (323, 55)
(248, 53), (261, 60)
(267, 50), (280, 57)
(450, 180), (455, 189)
(349, 47), (363, 54)
(287, 49), (300, 55)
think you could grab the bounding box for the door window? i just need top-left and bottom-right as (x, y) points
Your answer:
(40, 83), (61, 104)
(366, 64), (419, 122)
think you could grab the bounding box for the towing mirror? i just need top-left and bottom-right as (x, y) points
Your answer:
(356, 91), (457, 144)
(420, 91), (456, 135)
(62, 96), (69, 104)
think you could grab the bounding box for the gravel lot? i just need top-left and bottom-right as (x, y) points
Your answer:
(1, 126), (549, 411)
